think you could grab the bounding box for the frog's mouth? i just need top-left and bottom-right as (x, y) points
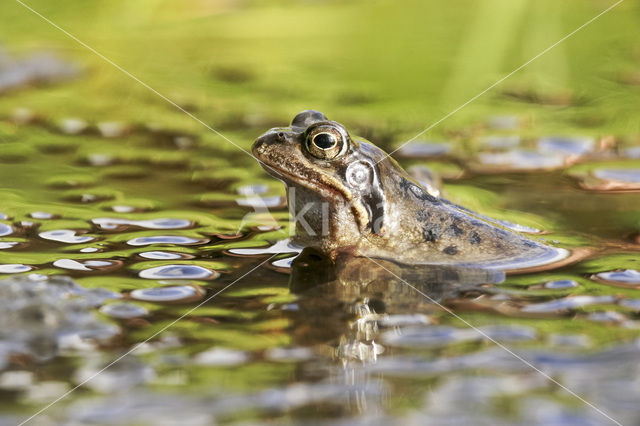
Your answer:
(262, 162), (351, 201)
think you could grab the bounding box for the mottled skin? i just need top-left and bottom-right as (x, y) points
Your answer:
(253, 111), (567, 271)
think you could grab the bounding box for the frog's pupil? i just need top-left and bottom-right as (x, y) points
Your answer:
(314, 133), (336, 149)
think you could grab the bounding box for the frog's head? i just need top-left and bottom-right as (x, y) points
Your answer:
(253, 110), (392, 247)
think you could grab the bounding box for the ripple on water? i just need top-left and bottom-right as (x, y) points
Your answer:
(477, 150), (565, 171)
(127, 236), (207, 246)
(0, 275), (119, 363)
(381, 324), (536, 347)
(53, 259), (121, 272)
(193, 347), (249, 366)
(623, 146), (640, 159)
(0, 264), (33, 273)
(100, 302), (149, 319)
(111, 205), (136, 213)
(236, 196), (284, 208)
(544, 279), (579, 289)
(0, 242), (19, 249)
(139, 251), (189, 260)
(521, 295), (617, 313)
(396, 141), (452, 158)
(578, 168), (640, 191)
(92, 218), (192, 231)
(593, 168), (640, 183)
(85, 153), (114, 167)
(378, 314), (432, 327)
(0, 223), (13, 237)
(96, 121), (128, 139)
(270, 257), (296, 270)
(228, 239), (302, 256)
(537, 136), (595, 156)
(30, 211), (55, 220)
(40, 229), (95, 244)
(588, 311), (627, 323)
(487, 115), (520, 130)
(548, 334), (591, 347)
(479, 135), (520, 150)
(58, 117), (88, 135)
(593, 269), (640, 287)
(62, 382), (384, 425)
(74, 356), (154, 393)
(620, 299), (640, 311)
(264, 347), (314, 362)
(18, 221), (36, 230)
(130, 285), (205, 303)
(138, 265), (218, 280)
(79, 247), (100, 253)
(0, 50), (77, 93)
(236, 183), (269, 196)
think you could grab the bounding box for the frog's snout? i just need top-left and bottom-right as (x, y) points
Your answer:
(252, 129), (287, 158)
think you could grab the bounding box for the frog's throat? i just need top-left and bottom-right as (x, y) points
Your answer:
(267, 164), (374, 235)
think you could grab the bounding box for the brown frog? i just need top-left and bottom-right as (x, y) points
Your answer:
(252, 110), (568, 272)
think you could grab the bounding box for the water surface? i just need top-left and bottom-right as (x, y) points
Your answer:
(1, 1), (640, 425)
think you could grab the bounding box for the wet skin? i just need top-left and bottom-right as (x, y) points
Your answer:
(253, 111), (567, 271)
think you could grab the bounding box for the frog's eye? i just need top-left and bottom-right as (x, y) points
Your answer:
(305, 125), (348, 160)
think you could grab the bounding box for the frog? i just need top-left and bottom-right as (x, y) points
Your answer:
(252, 110), (569, 272)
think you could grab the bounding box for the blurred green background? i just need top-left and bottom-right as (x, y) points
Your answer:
(1, 0), (639, 150)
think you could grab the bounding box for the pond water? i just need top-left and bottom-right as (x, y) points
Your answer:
(1, 1), (640, 425)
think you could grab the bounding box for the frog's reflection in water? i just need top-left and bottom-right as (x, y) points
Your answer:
(287, 249), (505, 413)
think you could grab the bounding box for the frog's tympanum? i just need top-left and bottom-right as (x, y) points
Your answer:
(253, 111), (568, 272)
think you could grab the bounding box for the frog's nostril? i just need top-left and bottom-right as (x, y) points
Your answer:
(252, 131), (284, 153)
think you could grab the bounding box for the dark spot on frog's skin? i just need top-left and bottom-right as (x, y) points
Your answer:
(416, 211), (442, 242)
(469, 231), (482, 245)
(399, 178), (439, 204)
(522, 239), (538, 248)
(416, 211), (430, 222)
(416, 210), (442, 243)
(446, 220), (465, 237)
(422, 226), (441, 243)
(443, 245), (458, 255)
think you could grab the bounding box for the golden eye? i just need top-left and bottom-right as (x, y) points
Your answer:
(305, 126), (347, 160)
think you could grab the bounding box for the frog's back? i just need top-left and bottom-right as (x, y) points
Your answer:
(355, 157), (568, 271)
